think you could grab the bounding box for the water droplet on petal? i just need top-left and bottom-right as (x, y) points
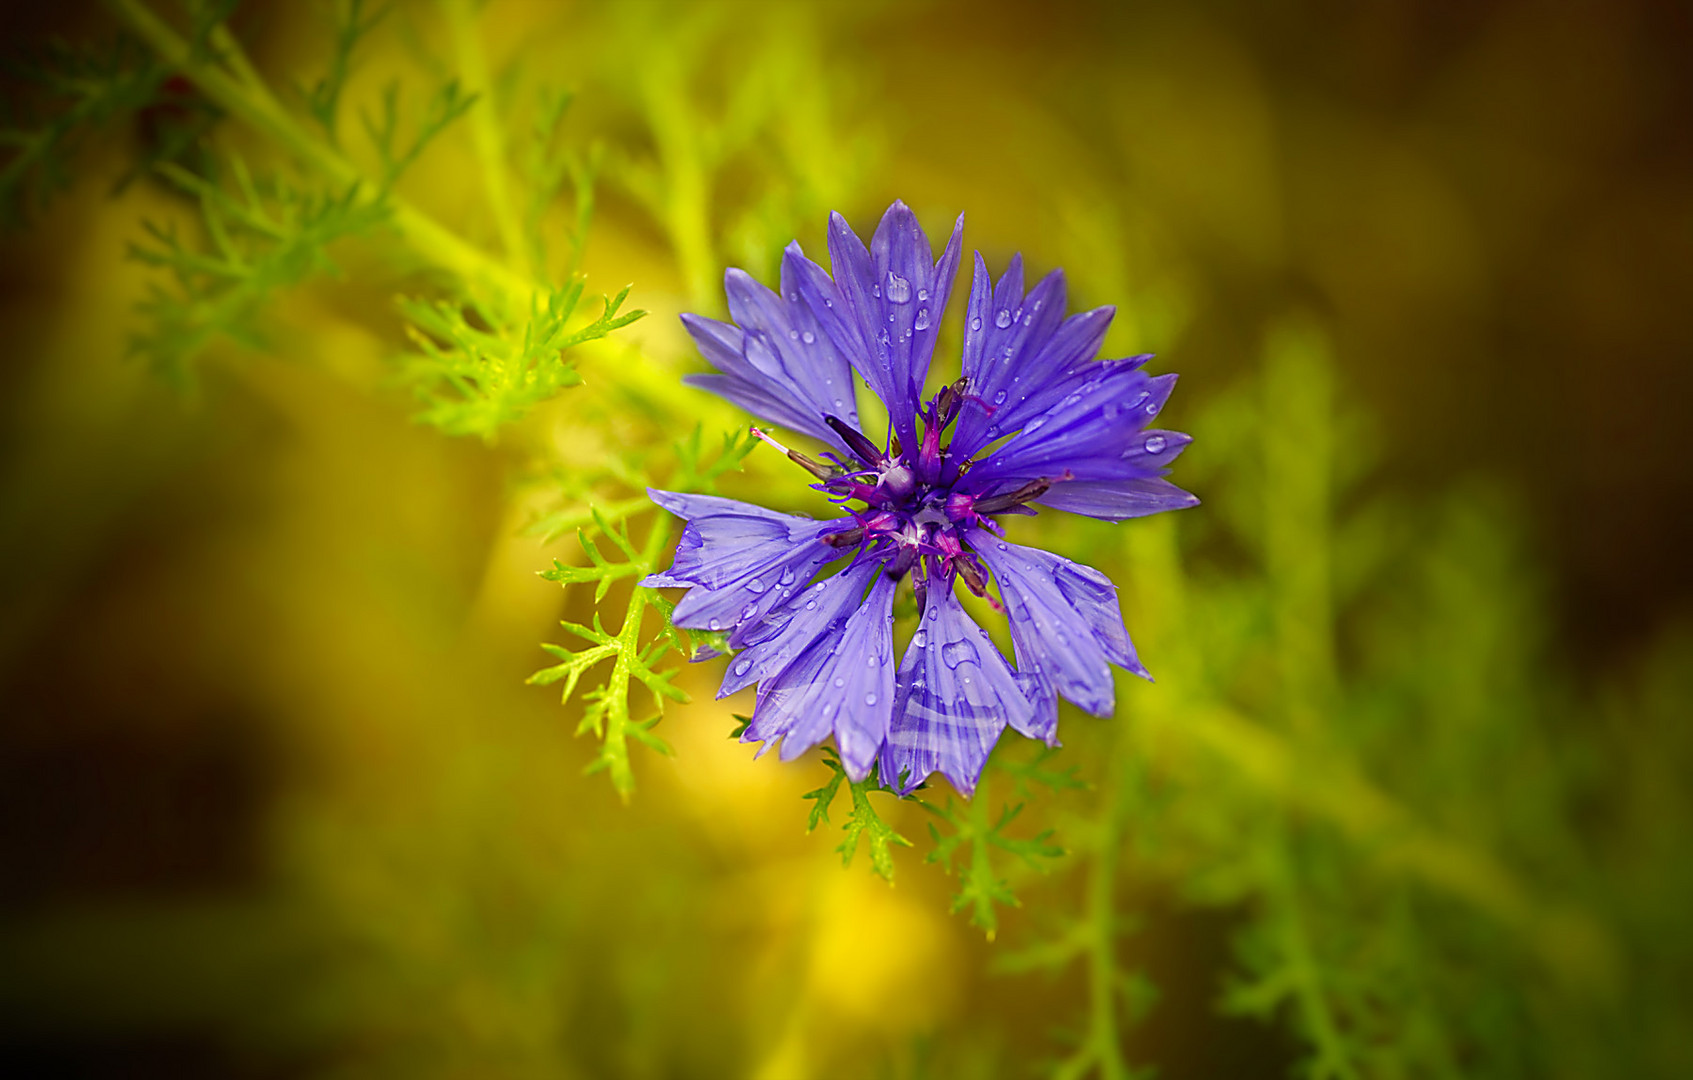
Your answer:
(865, 692), (877, 705)
(745, 577), (767, 594)
(917, 288), (929, 302)
(1145, 435), (1167, 454)
(834, 676), (846, 688)
(805, 600), (817, 610)
(914, 308), (931, 331)
(996, 542), (1008, 550)
(788, 291), (799, 302)
(1145, 401), (1158, 415)
(995, 309), (1012, 329)
(993, 390), (1007, 405)
(802, 330), (816, 344)
(833, 398), (845, 409)
(913, 629), (928, 647)
(778, 567), (796, 585)
(734, 658), (751, 676)
(708, 618), (722, 630)
(788, 329), (800, 341)
(886, 272), (911, 303)
(970, 316), (982, 332)
(941, 641), (971, 669)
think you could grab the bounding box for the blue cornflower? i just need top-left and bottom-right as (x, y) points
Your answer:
(643, 202), (1197, 796)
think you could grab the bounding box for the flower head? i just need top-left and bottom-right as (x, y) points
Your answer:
(644, 202), (1197, 796)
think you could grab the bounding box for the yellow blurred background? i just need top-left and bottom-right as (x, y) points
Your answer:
(1, 1), (1689, 1077)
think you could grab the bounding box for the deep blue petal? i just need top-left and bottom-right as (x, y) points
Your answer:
(741, 571), (896, 781)
(642, 489), (850, 592)
(680, 273), (856, 450)
(822, 203), (963, 450)
(1034, 477), (1201, 522)
(950, 254), (1122, 461)
(717, 560), (877, 698)
(879, 577), (1030, 796)
(976, 537), (1148, 726)
(965, 368), (1188, 487)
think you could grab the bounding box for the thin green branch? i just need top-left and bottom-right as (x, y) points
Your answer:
(439, 0), (530, 278)
(106, 0), (536, 304)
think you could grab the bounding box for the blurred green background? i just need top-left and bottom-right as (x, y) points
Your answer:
(1, 0), (1690, 1077)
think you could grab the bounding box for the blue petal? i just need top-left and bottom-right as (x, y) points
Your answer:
(741, 571), (897, 781)
(668, 537), (844, 644)
(821, 202), (963, 450)
(679, 265), (857, 450)
(950, 255), (1120, 461)
(976, 537), (1148, 731)
(642, 488), (850, 593)
(715, 560), (874, 698)
(879, 578), (1031, 796)
(964, 366), (1190, 488)
(1034, 477), (1200, 522)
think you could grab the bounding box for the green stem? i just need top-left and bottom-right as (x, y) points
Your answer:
(601, 515), (670, 800)
(107, 0), (538, 303)
(439, 0), (531, 279)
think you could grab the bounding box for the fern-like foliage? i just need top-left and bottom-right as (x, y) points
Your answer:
(528, 510), (687, 799)
(129, 159), (388, 386)
(399, 280), (643, 440)
(358, 77), (477, 191)
(0, 34), (167, 225)
(803, 749), (913, 883)
(295, 0), (386, 146)
(921, 761), (1067, 939)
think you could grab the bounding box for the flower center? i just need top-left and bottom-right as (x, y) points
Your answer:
(750, 378), (1060, 613)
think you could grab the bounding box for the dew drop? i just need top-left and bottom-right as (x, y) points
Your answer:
(926, 606), (939, 620)
(834, 676), (846, 688)
(993, 390), (1007, 405)
(996, 541), (1008, 550)
(865, 692), (878, 705)
(745, 577), (767, 594)
(778, 567), (796, 585)
(1145, 401), (1158, 415)
(970, 316), (982, 332)
(873, 283), (882, 298)
(917, 288), (929, 302)
(802, 330), (816, 344)
(994, 309), (1012, 329)
(1144, 434), (1167, 454)
(734, 658), (752, 676)
(866, 654), (877, 667)
(805, 600), (817, 610)
(913, 629), (928, 648)
(788, 291), (799, 302)
(788, 329), (800, 341)
(941, 641), (971, 669)
(740, 603), (757, 619)
(833, 398), (845, 409)
(914, 308), (931, 331)
(708, 618), (722, 630)
(886, 272), (911, 303)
